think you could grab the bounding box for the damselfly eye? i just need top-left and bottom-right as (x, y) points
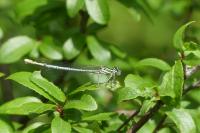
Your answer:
(114, 67), (121, 76)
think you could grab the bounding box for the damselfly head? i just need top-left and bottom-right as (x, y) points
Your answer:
(113, 67), (121, 76)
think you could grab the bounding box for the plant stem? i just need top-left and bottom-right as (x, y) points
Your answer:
(117, 109), (140, 132)
(79, 10), (89, 34)
(152, 115), (167, 133)
(0, 65), (13, 101)
(131, 100), (163, 133)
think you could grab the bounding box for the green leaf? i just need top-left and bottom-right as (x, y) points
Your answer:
(118, 0), (153, 23)
(118, 87), (141, 102)
(39, 37), (63, 60)
(73, 127), (93, 133)
(51, 116), (71, 133)
(159, 60), (184, 101)
(64, 94), (97, 111)
(23, 122), (45, 133)
(63, 35), (85, 60)
(0, 96), (40, 109)
(183, 53), (200, 66)
(7, 72), (56, 103)
(66, 0), (84, 17)
(127, 7), (141, 22)
(139, 100), (155, 115)
(173, 21), (195, 51)
(87, 36), (111, 62)
(135, 0), (154, 23)
(82, 112), (115, 121)
(0, 96), (54, 115)
(189, 109), (200, 132)
(85, 0), (110, 24)
(125, 74), (154, 89)
(0, 72), (5, 78)
(30, 71), (66, 103)
(166, 109), (196, 133)
(15, 0), (48, 19)
(69, 82), (97, 95)
(109, 45), (127, 58)
(118, 74), (155, 102)
(0, 36), (35, 64)
(136, 58), (171, 71)
(0, 119), (13, 133)
(29, 42), (40, 58)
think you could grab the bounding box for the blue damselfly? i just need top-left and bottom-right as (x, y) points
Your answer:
(24, 59), (121, 85)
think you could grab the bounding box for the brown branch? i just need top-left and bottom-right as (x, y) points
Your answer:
(0, 65), (13, 101)
(131, 100), (163, 133)
(153, 115), (167, 133)
(117, 109), (140, 132)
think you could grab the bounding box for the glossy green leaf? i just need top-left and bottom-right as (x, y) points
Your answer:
(136, 58), (171, 71)
(173, 21), (195, 51)
(0, 119), (13, 133)
(125, 74), (154, 89)
(159, 60), (184, 100)
(127, 8), (141, 22)
(51, 116), (71, 133)
(30, 71), (66, 103)
(183, 41), (200, 66)
(29, 42), (40, 58)
(39, 37), (63, 60)
(66, 0), (84, 17)
(0, 36), (35, 64)
(23, 122), (45, 133)
(118, 87), (141, 102)
(183, 42), (200, 66)
(118, 0), (153, 23)
(0, 72), (5, 78)
(139, 100), (155, 115)
(184, 41), (200, 51)
(166, 109), (196, 133)
(85, 0), (110, 24)
(109, 45), (127, 58)
(82, 112), (115, 121)
(183, 53), (200, 66)
(7, 72), (56, 103)
(0, 96), (54, 115)
(63, 35), (85, 60)
(73, 127), (93, 133)
(64, 94), (97, 111)
(87, 36), (111, 62)
(0, 102), (55, 115)
(118, 74), (155, 102)
(189, 109), (200, 132)
(15, 0), (48, 19)
(135, 0), (154, 23)
(69, 82), (97, 95)
(0, 96), (40, 109)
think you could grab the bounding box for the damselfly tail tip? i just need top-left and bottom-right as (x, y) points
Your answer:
(24, 59), (33, 64)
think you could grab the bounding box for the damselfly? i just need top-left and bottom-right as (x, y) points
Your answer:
(24, 59), (121, 86)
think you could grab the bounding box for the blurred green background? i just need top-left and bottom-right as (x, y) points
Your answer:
(0, 0), (200, 101)
(1, 0), (200, 63)
(0, 0), (200, 132)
